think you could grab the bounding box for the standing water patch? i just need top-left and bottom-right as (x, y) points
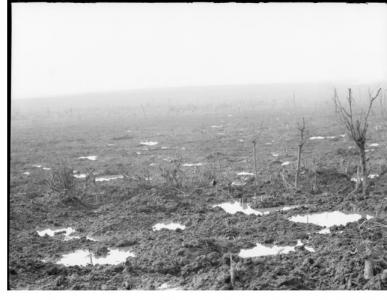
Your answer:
(213, 202), (268, 216)
(37, 227), (76, 239)
(153, 223), (186, 231)
(56, 248), (135, 266)
(78, 156), (97, 161)
(236, 172), (255, 176)
(214, 202), (300, 216)
(182, 163), (203, 167)
(74, 173), (87, 179)
(368, 143), (379, 147)
(95, 175), (124, 182)
(239, 240), (314, 258)
(288, 211), (367, 234)
(140, 141), (158, 146)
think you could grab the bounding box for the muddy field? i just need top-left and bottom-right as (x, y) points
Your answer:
(9, 104), (387, 290)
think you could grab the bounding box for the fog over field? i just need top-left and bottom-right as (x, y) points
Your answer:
(9, 2), (387, 293)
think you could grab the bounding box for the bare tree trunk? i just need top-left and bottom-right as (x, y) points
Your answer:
(295, 117), (305, 189)
(364, 243), (374, 280)
(355, 165), (361, 192)
(295, 144), (302, 189)
(229, 253), (235, 289)
(364, 260), (373, 280)
(312, 169), (318, 192)
(252, 141), (258, 189)
(359, 144), (367, 196)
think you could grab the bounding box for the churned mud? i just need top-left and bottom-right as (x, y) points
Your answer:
(9, 111), (387, 290)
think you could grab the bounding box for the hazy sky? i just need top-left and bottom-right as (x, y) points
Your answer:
(12, 3), (387, 99)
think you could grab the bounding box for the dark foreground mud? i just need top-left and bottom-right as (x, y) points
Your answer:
(9, 110), (387, 290)
(9, 171), (387, 290)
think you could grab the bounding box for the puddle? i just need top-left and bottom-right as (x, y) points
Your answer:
(161, 146), (169, 150)
(231, 180), (246, 187)
(271, 152), (279, 157)
(211, 125), (223, 128)
(37, 227), (97, 241)
(288, 211), (366, 234)
(140, 141), (158, 146)
(37, 227), (76, 239)
(369, 143), (379, 147)
(304, 246), (315, 252)
(74, 173), (87, 179)
(213, 202), (269, 216)
(32, 165), (50, 170)
(78, 156), (97, 161)
(214, 199), (300, 216)
(237, 172), (255, 176)
(239, 240), (314, 258)
(309, 136), (325, 140)
(281, 161), (290, 166)
(239, 139), (244, 142)
(182, 163), (203, 167)
(158, 283), (181, 290)
(340, 134), (346, 138)
(23, 171), (30, 175)
(368, 174), (379, 179)
(326, 136), (336, 139)
(231, 172), (255, 186)
(351, 174), (379, 182)
(107, 143), (115, 146)
(56, 248), (135, 266)
(317, 228), (331, 234)
(95, 175), (124, 182)
(85, 235), (98, 242)
(281, 205), (300, 211)
(152, 223), (186, 231)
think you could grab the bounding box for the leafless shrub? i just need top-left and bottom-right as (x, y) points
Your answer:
(134, 168), (153, 188)
(159, 159), (185, 188)
(295, 117), (307, 189)
(333, 87), (381, 196)
(46, 162), (78, 202)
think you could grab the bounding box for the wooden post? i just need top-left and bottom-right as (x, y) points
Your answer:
(252, 140), (258, 189)
(229, 253), (235, 289)
(295, 118), (306, 189)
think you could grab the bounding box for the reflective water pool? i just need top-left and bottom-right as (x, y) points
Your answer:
(37, 227), (76, 238)
(78, 156), (97, 161)
(239, 240), (314, 258)
(288, 211), (369, 234)
(182, 163), (203, 167)
(140, 141), (158, 146)
(152, 223), (186, 231)
(57, 248), (135, 266)
(95, 175), (124, 182)
(213, 202), (300, 216)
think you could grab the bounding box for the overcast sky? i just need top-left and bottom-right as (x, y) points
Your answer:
(12, 3), (387, 99)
